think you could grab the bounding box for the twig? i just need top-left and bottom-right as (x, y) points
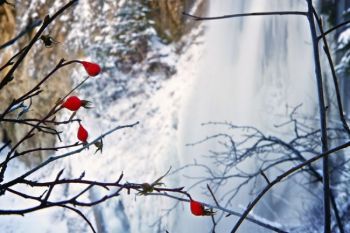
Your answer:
(207, 184), (220, 207)
(58, 205), (97, 233)
(0, 46), (27, 72)
(0, 121), (139, 190)
(260, 171), (270, 185)
(147, 192), (288, 233)
(0, 0), (78, 89)
(207, 184), (218, 233)
(306, 2), (331, 232)
(0, 19), (43, 50)
(317, 19), (350, 41)
(182, 11), (307, 21)
(229, 140), (350, 233)
(313, 9), (346, 233)
(313, 9), (350, 137)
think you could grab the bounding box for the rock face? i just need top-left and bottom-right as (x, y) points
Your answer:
(147, 0), (186, 42)
(147, 0), (206, 42)
(0, 2), (74, 166)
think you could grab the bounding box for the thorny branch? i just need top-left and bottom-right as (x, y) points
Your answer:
(0, 1), (147, 233)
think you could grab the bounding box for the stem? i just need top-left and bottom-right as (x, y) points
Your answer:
(313, 9), (346, 233)
(0, 122), (139, 190)
(313, 9), (350, 137)
(229, 2), (334, 232)
(182, 11), (307, 21)
(0, 59), (79, 120)
(317, 19), (350, 41)
(306, 1), (330, 232)
(62, 76), (89, 100)
(0, 19), (43, 50)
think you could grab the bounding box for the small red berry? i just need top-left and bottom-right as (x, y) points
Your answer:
(62, 96), (82, 111)
(190, 199), (215, 216)
(77, 123), (88, 142)
(62, 96), (92, 111)
(80, 61), (101, 76)
(190, 199), (205, 216)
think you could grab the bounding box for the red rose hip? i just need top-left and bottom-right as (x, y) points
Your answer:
(62, 96), (91, 111)
(80, 61), (101, 76)
(77, 123), (88, 142)
(190, 199), (205, 216)
(62, 96), (82, 111)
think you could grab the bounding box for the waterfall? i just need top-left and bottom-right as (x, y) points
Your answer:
(177, 0), (318, 231)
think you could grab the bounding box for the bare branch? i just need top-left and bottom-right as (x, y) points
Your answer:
(230, 140), (350, 232)
(0, 19), (42, 50)
(182, 11), (307, 21)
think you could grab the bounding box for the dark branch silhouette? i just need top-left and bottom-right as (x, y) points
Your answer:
(0, 19), (43, 50)
(182, 11), (307, 21)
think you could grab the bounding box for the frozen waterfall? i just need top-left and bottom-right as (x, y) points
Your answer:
(177, 0), (318, 232)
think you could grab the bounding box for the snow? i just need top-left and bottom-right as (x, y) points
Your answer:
(3, 0), (350, 232)
(1, 0), (205, 232)
(62, 24), (205, 232)
(338, 28), (350, 49)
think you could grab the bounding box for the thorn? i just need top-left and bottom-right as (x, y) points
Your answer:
(79, 171), (85, 179)
(260, 170), (270, 185)
(94, 139), (103, 154)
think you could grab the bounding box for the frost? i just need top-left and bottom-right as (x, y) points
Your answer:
(338, 28), (350, 49)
